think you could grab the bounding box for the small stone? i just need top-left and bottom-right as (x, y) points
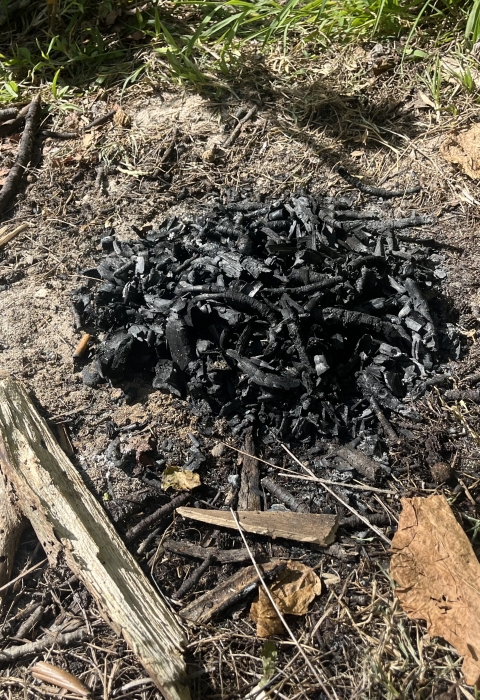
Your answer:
(210, 443), (225, 457)
(82, 366), (102, 387)
(430, 461), (453, 484)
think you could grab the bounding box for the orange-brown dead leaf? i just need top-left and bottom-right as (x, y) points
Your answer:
(441, 124), (480, 179)
(390, 494), (480, 688)
(250, 561), (322, 637)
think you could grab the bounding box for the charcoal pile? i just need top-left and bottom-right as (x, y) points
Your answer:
(73, 171), (459, 447)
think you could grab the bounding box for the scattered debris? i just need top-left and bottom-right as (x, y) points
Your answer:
(176, 507), (338, 546)
(73, 332), (92, 360)
(390, 494), (480, 688)
(250, 561), (322, 637)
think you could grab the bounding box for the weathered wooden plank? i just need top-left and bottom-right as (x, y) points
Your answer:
(0, 377), (190, 700)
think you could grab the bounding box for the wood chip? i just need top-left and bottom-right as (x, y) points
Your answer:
(176, 508), (338, 546)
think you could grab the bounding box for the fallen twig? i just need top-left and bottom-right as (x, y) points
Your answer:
(0, 104), (30, 138)
(0, 222), (31, 248)
(0, 628), (89, 663)
(125, 492), (190, 542)
(0, 98), (41, 219)
(179, 560), (285, 625)
(38, 130), (79, 140)
(84, 110), (116, 131)
(0, 558), (47, 594)
(15, 603), (45, 638)
(370, 396), (397, 441)
(222, 105), (258, 148)
(164, 539), (252, 564)
(172, 554), (214, 601)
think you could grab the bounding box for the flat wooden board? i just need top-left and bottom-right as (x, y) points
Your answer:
(0, 377), (190, 700)
(176, 508), (338, 546)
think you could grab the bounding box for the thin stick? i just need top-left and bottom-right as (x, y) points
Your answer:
(0, 222), (31, 248)
(221, 442), (395, 495)
(229, 508), (337, 700)
(279, 443), (391, 545)
(222, 105), (258, 148)
(0, 557), (47, 593)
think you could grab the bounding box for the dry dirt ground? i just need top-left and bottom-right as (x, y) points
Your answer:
(2, 45), (480, 700)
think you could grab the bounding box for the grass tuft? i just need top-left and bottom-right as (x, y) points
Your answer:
(0, 1), (479, 101)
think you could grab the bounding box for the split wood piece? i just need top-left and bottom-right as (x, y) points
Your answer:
(176, 508), (338, 547)
(180, 561), (285, 625)
(164, 539), (253, 564)
(261, 477), (309, 513)
(0, 628), (89, 663)
(238, 427), (261, 511)
(335, 446), (380, 481)
(0, 222), (31, 249)
(0, 469), (25, 594)
(0, 377), (190, 700)
(0, 98), (41, 219)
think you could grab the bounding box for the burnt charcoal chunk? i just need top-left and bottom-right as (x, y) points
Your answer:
(97, 332), (134, 377)
(166, 317), (195, 370)
(153, 360), (184, 397)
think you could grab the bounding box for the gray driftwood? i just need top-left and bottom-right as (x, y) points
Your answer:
(0, 377), (190, 700)
(0, 468), (25, 594)
(176, 508), (338, 546)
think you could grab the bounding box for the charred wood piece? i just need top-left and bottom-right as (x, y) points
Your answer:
(261, 477), (309, 513)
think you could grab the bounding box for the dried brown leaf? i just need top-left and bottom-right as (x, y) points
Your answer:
(31, 661), (90, 696)
(440, 124), (480, 179)
(162, 466), (201, 492)
(390, 494), (480, 688)
(250, 561), (322, 637)
(114, 108), (131, 128)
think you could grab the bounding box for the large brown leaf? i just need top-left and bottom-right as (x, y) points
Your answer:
(391, 494), (480, 687)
